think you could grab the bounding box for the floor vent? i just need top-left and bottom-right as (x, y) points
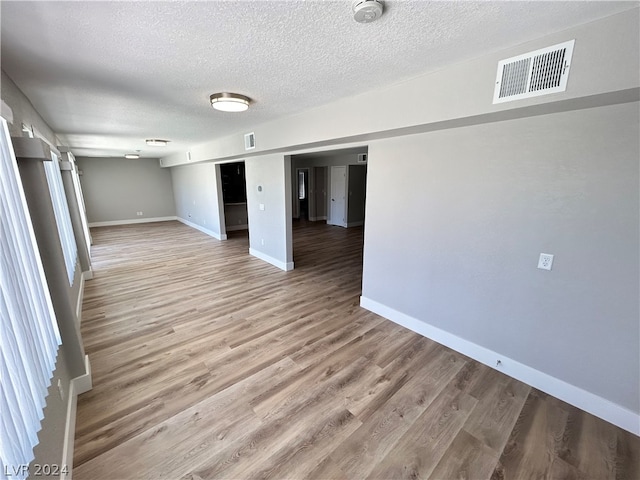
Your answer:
(493, 40), (574, 104)
(244, 132), (255, 150)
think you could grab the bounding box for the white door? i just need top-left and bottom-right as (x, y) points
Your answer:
(329, 166), (346, 227)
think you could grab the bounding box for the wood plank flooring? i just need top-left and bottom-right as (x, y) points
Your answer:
(74, 220), (639, 479)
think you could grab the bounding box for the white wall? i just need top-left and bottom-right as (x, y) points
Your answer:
(361, 102), (639, 430)
(77, 157), (175, 225)
(245, 154), (293, 270)
(171, 162), (225, 239)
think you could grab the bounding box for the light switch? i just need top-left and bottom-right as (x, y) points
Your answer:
(259, 203), (265, 211)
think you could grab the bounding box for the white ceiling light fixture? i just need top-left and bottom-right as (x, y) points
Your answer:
(145, 139), (170, 146)
(210, 93), (250, 112)
(353, 0), (384, 23)
(124, 153), (139, 159)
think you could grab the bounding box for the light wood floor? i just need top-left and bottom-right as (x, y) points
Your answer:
(74, 220), (639, 479)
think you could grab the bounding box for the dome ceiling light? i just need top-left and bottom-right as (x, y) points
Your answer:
(145, 139), (170, 146)
(210, 93), (251, 112)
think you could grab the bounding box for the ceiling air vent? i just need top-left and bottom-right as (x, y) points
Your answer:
(493, 40), (575, 104)
(244, 132), (255, 151)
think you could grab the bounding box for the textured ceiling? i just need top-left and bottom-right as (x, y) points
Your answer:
(1, 1), (636, 159)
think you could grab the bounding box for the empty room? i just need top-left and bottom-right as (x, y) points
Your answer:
(1, 1), (639, 479)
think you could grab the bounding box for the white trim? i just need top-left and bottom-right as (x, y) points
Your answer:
(359, 296), (640, 436)
(249, 248), (294, 271)
(60, 380), (77, 480)
(88, 216), (177, 227)
(1, 100), (14, 124)
(347, 220), (364, 227)
(60, 355), (92, 480)
(73, 355), (92, 395)
(177, 217), (227, 240)
(225, 224), (248, 231)
(309, 216), (327, 222)
(83, 268), (93, 281)
(75, 273), (85, 326)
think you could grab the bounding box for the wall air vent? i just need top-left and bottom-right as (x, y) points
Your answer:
(357, 153), (367, 163)
(244, 132), (255, 151)
(493, 40), (575, 104)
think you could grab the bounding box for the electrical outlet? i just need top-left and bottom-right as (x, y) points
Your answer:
(538, 253), (554, 270)
(136, 211), (143, 216)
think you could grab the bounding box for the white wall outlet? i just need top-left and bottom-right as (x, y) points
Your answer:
(136, 211), (143, 216)
(261, 238), (265, 246)
(259, 203), (265, 211)
(538, 253), (554, 270)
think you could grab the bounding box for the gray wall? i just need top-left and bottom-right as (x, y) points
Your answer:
(171, 162), (225, 238)
(362, 102), (639, 412)
(313, 166), (327, 220)
(1, 69), (79, 471)
(1, 70), (58, 142)
(77, 156), (175, 224)
(245, 154), (293, 269)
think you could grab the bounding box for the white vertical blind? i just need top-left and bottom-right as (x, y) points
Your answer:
(0, 118), (61, 480)
(43, 151), (77, 285)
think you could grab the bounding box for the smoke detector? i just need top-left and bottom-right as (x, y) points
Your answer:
(353, 0), (384, 23)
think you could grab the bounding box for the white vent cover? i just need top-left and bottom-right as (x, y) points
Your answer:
(244, 132), (255, 150)
(493, 40), (575, 104)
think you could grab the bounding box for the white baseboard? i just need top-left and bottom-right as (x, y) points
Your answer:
(309, 216), (327, 222)
(74, 355), (92, 395)
(347, 220), (364, 227)
(177, 217), (227, 240)
(360, 296), (640, 436)
(82, 268), (93, 280)
(61, 355), (92, 480)
(249, 248), (294, 272)
(89, 216), (177, 227)
(225, 224), (248, 231)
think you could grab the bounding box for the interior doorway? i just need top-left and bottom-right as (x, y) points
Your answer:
(289, 147), (368, 281)
(220, 161), (248, 234)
